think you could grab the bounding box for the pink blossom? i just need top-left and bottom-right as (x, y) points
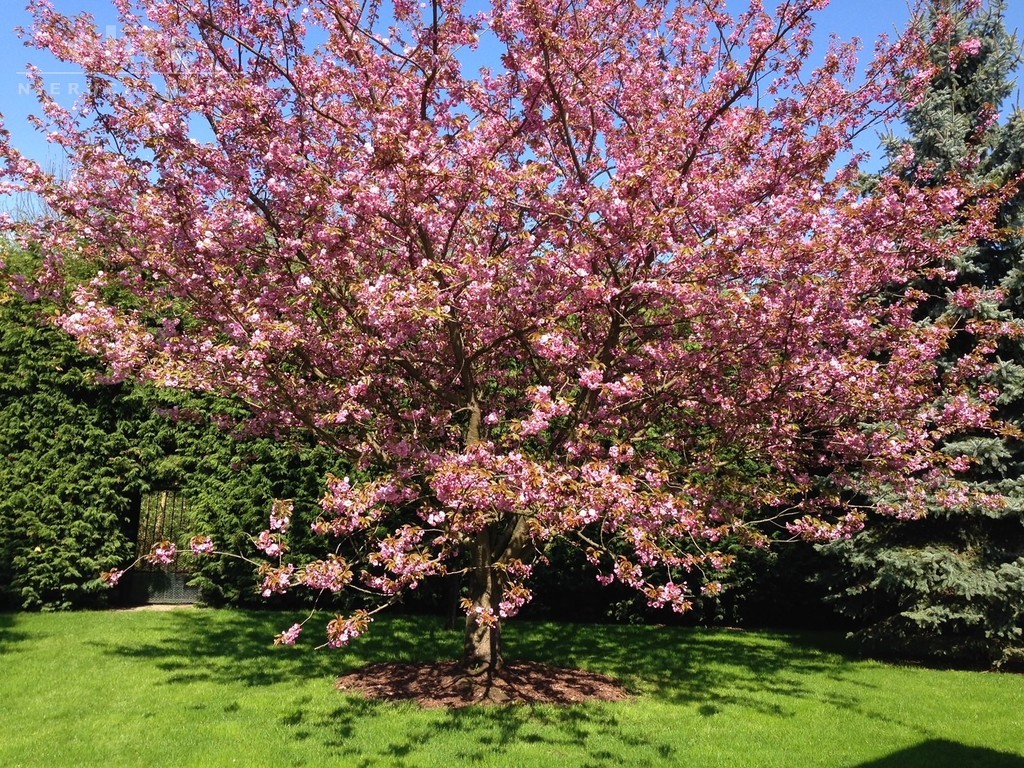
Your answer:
(189, 535), (215, 555)
(646, 582), (690, 613)
(935, 188), (962, 216)
(533, 332), (578, 361)
(300, 556), (353, 592)
(520, 386), (572, 436)
(147, 541), (177, 566)
(326, 611), (372, 648)
(466, 603), (500, 628)
(256, 530), (287, 557)
(578, 367), (604, 389)
(270, 499), (292, 532)
(498, 584), (533, 618)
(949, 37), (983, 69)
(259, 565), (294, 597)
(786, 512), (866, 541)
(613, 558), (644, 589)
(701, 582), (724, 597)
(958, 37), (982, 57)
(101, 569), (125, 586)
(423, 509), (446, 526)
(274, 623), (303, 646)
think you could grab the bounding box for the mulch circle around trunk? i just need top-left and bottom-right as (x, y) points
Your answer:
(336, 661), (631, 708)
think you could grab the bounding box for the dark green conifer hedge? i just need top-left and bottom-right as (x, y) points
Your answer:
(0, 270), (143, 609)
(0, 250), (346, 611)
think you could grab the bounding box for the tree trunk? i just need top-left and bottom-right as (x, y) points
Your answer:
(461, 529), (503, 677)
(443, 572), (462, 631)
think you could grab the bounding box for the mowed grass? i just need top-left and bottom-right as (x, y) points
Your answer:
(1, 609), (1022, 768)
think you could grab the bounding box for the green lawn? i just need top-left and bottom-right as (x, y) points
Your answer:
(1, 608), (1022, 767)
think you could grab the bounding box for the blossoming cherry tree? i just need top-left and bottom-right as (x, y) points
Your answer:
(0, 0), (1006, 678)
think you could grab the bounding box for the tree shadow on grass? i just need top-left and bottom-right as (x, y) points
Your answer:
(850, 740), (1024, 768)
(91, 608), (463, 686)
(505, 620), (865, 714)
(303, 696), (667, 768)
(93, 609), (675, 766)
(94, 609), (854, 709)
(0, 612), (32, 655)
(89, 610), (1019, 767)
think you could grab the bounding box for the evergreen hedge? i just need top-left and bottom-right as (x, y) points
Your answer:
(0, 276), (143, 610)
(0, 251), (347, 610)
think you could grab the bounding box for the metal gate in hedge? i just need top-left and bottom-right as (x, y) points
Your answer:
(133, 490), (200, 604)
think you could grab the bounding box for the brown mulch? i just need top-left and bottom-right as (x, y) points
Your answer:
(336, 661), (631, 708)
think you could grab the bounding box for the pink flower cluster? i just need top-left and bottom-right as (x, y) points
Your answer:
(786, 512), (866, 541)
(533, 331), (579, 362)
(300, 556), (353, 592)
(101, 569), (125, 586)
(147, 541), (177, 565)
(274, 623), (303, 646)
(949, 37), (983, 69)
(498, 584), (533, 618)
(326, 611), (372, 648)
(365, 525), (442, 593)
(256, 530), (287, 557)
(317, 475), (386, 537)
(578, 367), (604, 389)
(464, 602), (500, 628)
(259, 564), (294, 598)
(270, 499), (292, 533)
(519, 386), (572, 436)
(645, 582), (691, 613)
(189, 535), (215, 555)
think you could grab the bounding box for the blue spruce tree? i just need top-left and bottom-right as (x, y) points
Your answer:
(823, 0), (1024, 667)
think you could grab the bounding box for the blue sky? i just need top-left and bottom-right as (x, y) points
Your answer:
(1, 0), (1021, 168)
